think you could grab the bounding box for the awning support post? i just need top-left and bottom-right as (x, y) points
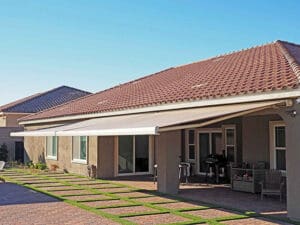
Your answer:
(279, 103), (300, 222)
(156, 130), (181, 194)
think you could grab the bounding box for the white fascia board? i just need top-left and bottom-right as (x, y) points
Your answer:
(56, 127), (159, 136)
(10, 131), (56, 137)
(19, 88), (300, 125)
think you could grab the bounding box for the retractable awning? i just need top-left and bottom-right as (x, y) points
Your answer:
(11, 100), (285, 137)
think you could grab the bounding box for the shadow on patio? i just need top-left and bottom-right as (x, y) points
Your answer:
(0, 183), (59, 206)
(109, 175), (287, 220)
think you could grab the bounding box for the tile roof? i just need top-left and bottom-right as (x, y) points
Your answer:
(21, 40), (300, 122)
(0, 86), (91, 113)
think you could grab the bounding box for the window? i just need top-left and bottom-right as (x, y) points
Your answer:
(270, 121), (286, 171)
(72, 136), (87, 163)
(224, 126), (236, 163)
(46, 136), (57, 159)
(274, 126), (286, 170)
(118, 135), (149, 174)
(187, 130), (196, 160)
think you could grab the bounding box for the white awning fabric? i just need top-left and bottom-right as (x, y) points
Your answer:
(11, 100), (284, 137)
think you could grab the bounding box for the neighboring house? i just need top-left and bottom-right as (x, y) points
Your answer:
(0, 86), (91, 162)
(12, 40), (300, 221)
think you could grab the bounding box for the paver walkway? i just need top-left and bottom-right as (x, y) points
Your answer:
(0, 183), (119, 225)
(0, 169), (297, 225)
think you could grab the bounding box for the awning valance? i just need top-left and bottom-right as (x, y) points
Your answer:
(11, 100), (285, 137)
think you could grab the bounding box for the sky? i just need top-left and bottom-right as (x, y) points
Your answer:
(0, 0), (299, 105)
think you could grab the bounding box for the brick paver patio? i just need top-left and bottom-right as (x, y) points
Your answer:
(0, 183), (119, 225)
(0, 169), (296, 225)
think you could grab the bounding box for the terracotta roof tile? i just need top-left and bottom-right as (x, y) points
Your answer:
(21, 40), (300, 122)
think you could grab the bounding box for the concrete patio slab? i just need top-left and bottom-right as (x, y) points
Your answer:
(157, 201), (208, 210)
(221, 217), (294, 225)
(124, 213), (190, 225)
(50, 189), (93, 196)
(184, 208), (241, 219)
(134, 196), (177, 204)
(99, 187), (135, 193)
(78, 183), (120, 189)
(101, 205), (158, 215)
(116, 191), (152, 198)
(83, 199), (132, 208)
(64, 194), (112, 201)
(39, 185), (81, 191)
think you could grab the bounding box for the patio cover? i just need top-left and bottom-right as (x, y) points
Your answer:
(11, 100), (285, 137)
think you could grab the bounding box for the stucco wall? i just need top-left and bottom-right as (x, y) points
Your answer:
(156, 130), (181, 194)
(242, 114), (282, 166)
(24, 136), (98, 176)
(97, 136), (115, 178)
(0, 116), (6, 127)
(277, 102), (300, 221)
(0, 127), (24, 161)
(0, 114), (30, 127)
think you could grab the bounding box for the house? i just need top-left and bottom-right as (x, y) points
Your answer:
(12, 40), (300, 221)
(0, 86), (91, 162)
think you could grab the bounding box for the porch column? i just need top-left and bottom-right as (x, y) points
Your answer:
(97, 136), (115, 178)
(279, 103), (300, 222)
(156, 130), (181, 194)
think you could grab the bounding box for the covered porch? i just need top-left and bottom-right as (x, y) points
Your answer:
(110, 175), (287, 220)
(12, 99), (300, 222)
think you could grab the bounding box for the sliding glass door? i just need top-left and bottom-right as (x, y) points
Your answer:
(118, 135), (149, 175)
(118, 136), (134, 174)
(198, 131), (222, 173)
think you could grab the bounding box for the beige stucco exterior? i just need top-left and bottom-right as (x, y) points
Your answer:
(0, 113), (30, 127)
(24, 136), (98, 176)
(156, 130), (181, 194)
(0, 113), (30, 161)
(0, 127), (24, 161)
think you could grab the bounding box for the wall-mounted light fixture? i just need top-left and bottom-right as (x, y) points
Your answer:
(286, 109), (297, 117)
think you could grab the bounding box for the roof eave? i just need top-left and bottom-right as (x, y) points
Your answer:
(19, 88), (300, 126)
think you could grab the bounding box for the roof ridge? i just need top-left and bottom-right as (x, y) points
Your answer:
(173, 41), (277, 69)
(277, 40), (300, 48)
(59, 85), (92, 95)
(276, 40), (300, 84)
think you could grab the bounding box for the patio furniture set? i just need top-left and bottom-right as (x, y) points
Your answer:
(155, 159), (286, 202)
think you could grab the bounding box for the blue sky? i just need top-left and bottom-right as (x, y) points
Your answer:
(0, 0), (299, 105)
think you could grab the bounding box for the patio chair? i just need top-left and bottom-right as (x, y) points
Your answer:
(179, 162), (190, 183)
(0, 161), (5, 171)
(260, 169), (285, 202)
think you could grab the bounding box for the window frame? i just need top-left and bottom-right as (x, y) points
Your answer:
(269, 121), (286, 171)
(116, 135), (151, 176)
(186, 129), (196, 161)
(72, 136), (88, 164)
(45, 136), (58, 160)
(223, 125), (237, 164)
